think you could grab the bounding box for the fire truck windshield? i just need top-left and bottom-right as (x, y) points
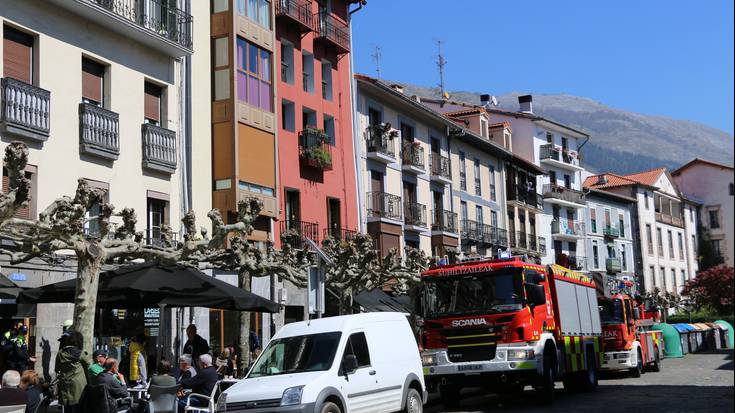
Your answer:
(422, 268), (524, 319)
(599, 298), (625, 325)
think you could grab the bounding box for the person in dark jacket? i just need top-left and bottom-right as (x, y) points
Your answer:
(20, 370), (42, 413)
(95, 358), (129, 400)
(151, 360), (176, 387)
(55, 331), (88, 412)
(0, 370), (28, 406)
(178, 354), (217, 409)
(5, 325), (35, 373)
(182, 325), (209, 371)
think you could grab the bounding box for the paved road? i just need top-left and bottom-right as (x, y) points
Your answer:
(424, 350), (734, 412)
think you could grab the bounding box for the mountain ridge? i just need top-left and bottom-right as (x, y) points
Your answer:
(396, 82), (734, 174)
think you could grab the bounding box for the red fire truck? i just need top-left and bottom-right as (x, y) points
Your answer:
(418, 257), (604, 406)
(599, 293), (663, 376)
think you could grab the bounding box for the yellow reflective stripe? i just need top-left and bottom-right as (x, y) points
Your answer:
(445, 334), (495, 340)
(447, 342), (497, 348)
(575, 336), (582, 354)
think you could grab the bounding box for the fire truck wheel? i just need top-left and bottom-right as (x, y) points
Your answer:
(439, 384), (460, 408)
(651, 348), (662, 372)
(630, 348), (643, 378)
(579, 350), (598, 392)
(535, 352), (556, 405)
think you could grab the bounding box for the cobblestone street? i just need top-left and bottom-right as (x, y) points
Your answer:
(425, 350), (735, 412)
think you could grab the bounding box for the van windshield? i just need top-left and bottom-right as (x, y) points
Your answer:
(423, 268), (524, 319)
(248, 332), (342, 378)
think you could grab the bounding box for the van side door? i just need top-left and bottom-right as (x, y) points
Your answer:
(339, 331), (381, 413)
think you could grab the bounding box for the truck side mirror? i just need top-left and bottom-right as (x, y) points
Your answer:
(526, 271), (546, 284)
(342, 354), (358, 376)
(525, 283), (546, 306)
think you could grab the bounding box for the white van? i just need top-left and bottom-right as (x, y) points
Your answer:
(218, 312), (426, 413)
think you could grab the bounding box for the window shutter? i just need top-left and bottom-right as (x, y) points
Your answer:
(3, 26), (34, 83)
(2, 168), (31, 219)
(144, 82), (162, 123)
(82, 58), (105, 104)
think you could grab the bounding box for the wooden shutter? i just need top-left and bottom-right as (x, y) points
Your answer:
(3, 26), (34, 83)
(2, 167), (31, 219)
(144, 82), (162, 123)
(82, 58), (104, 104)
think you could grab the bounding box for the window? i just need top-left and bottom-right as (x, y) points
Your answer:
(712, 240), (722, 257)
(236, 0), (271, 29)
(144, 82), (163, 125)
(644, 192), (649, 209)
(668, 230), (674, 259)
(592, 241), (599, 269)
(480, 118), (488, 138)
(561, 137), (568, 151)
(82, 180), (109, 237)
(476, 205), (483, 225)
(236, 37), (272, 112)
(645, 224), (653, 254)
(302, 51), (314, 93)
(649, 266), (655, 285)
(3, 25), (34, 84)
(709, 209), (720, 228)
(660, 266), (666, 290)
(343, 332), (371, 367)
(280, 41), (294, 84)
(692, 234), (697, 256)
(474, 158), (481, 196)
(459, 151), (467, 191)
(146, 195), (168, 245)
(678, 233), (684, 261)
(681, 269), (686, 286)
(82, 58), (105, 106)
(563, 174), (571, 189)
(549, 170), (557, 187)
(671, 268), (678, 290)
(302, 107), (317, 130)
(618, 213), (625, 237)
(488, 164), (496, 201)
(368, 107), (382, 126)
(491, 210), (498, 229)
(323, 115), (335, 145)
(321, 60), (333, 100)
(460, 201), (468, 222)
(546, 132), (553, 144)
(238, 181), (274, 196)
(621, 248), (627, 271)
(281, 99), (295, 132)
(590, 208), (597, 233)
(656, 227), (663, 256)
(2, 166), (35, 219)
(730, 183), (734, 196)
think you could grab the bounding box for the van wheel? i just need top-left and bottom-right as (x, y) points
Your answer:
(403, 388), (423, 413)
(319, 402), (342, 413)
(651, 348), (662, 372)
(630, 349), (642, 378)
(439, 384), (460, 408)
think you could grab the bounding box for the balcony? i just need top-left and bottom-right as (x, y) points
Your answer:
(365, 124), (396, 164)
(48, 0), (193, 57)
(281, 220), (319, 249)
(551, 219), (585, 238)
(655, 212), (683, 228)
(314, 13), (350, 54)
(542, 184), (585, 207)
(298, 128), (332, 170)
(603, 226), (620, 238)
(401, 141), (425, 174)
(429, 152), (451, 184)
(517, 231), (528, 250)
(275, 0), (314, 32)
(0, 77), (50, 142)
(323, 226), (358, 242)
(79, 103), (119, 160)
(367, 191), (402, 221)
(461, 220), (482, 243)
(539, 144), (583, 171)
(507, 185), (543, 209)
(496, 228), (509, 247)
(432, 210), (458, 234)
(606, 257), (622, 274)
(144, 229), (179, 248)
(142, 123), (177, 174)
(556, 254), (587, 271)
(528, 234), (537, 252)
(404, 201), (427, 230)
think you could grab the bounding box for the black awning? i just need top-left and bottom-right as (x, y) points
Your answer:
(353, 289), (411, 313)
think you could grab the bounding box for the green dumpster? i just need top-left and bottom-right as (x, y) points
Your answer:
(654, 323), (684, 358)
(715, 320), (734, 349)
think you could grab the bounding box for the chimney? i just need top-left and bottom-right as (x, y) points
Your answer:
(480, 94), (491, 104)
(518, 95), (533, 113)
(389, 83), (404, 94)
(596, 174), (608, 185)
(411, 95), (421, 103)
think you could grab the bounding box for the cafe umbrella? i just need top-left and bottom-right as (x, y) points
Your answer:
(18, 262), (281, 362)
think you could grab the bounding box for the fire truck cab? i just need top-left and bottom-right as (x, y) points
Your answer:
(418, 257), (603, 407)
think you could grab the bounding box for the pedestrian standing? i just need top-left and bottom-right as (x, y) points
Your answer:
(55, 331), (88, 412)
(6, 325), (36, 373)
(182, 325), (209, 371)
(128, 333), (148, 387)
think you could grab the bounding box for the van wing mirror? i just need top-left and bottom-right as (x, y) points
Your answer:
(525, 283), (546, 306)
(342, 354), (358, 376)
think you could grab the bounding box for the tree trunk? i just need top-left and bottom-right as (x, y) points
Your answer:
(73, 246), (105, 362)
(238, 270), (251, 376)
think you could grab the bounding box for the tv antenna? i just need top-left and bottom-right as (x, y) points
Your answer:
(436, 40), (447, 99)
(371, 45), (382, 78)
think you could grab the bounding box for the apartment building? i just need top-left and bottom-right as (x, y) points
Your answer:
(1, 0), (210, 367)
(585, 169), (699, 294)
(353, 76), (521, 260)
(672, 158), (735, 268)
(275, 0), (360, 248)
(582, 186), (638, 293)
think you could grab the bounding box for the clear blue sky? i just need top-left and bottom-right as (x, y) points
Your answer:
(350, 0), (734, 134)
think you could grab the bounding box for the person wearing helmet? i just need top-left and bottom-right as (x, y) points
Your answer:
(7, 325), (35, 373)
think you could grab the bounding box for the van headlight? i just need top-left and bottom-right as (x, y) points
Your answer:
(422, 353), (437, 366)
(281, 386), (305, 406)
(508, 350), (535, 360)
(216, 393), (227, 411)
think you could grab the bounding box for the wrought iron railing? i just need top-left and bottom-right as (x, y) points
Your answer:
(528, 233), (537, 252)
(275, 0), (314, 31)
(603, 226), (620, 238)
(281, 219), (319, 249)
(543, 184), (585, 205)
(496, 228), (508, 247)
(430, 152), (451, 180)
(79, 103), (119, 159)
(432, 209), (458, 233)
(539, 143), (561, 162)
(404, 201), (427, 227)
(314, 12), (349, 52)
(366, 125), (395, 158)
(460, 219), (482, 242)
(142, 123), (177, 173)
(401, 142), (425, 169)
(507, 185), (543, 209)
(606, 257), (622, 273)
(366, 192), (401, 220)
(89, 0), (193, 49)
(144, 229), (179, 248)
(0, 77), (51, 139)
(517, 231), (528, 250)
(323, 226), (358, 242)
